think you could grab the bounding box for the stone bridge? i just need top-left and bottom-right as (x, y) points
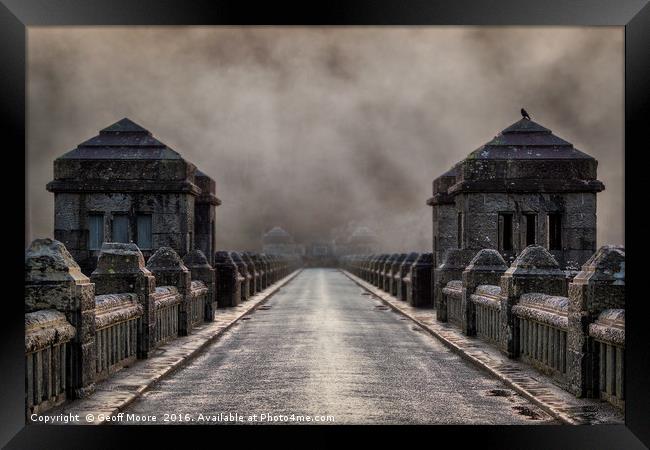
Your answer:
(23, 115), (625, 425)
(24, 238), (624, 425)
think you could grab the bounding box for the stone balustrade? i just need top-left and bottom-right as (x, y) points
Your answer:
(25, 309), (76, 416)
(93, 292), (142, 381)
(341, 244), (626, 409)
(25, 238), (300, 418)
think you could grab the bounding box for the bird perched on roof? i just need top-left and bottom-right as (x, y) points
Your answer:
(521, 108), (531, 120)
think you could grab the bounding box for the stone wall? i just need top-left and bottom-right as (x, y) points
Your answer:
(342, 244), (625, 409)
(24, 238), (299, 418)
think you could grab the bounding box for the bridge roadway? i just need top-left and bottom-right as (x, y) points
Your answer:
(122, 268), (557, 424)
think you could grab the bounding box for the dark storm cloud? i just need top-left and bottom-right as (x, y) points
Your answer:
(26, 27), (624, 252)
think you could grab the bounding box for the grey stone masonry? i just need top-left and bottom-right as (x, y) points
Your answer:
(46, 118), (221, 276)
(406, 252), (434, 307)
(25, 238), (96, 399)
(91, 242), (157, 358)
(567, 246), (625, 399)
(230, 252), (251, 302)
(396, 253), (419, 301)
(247, 252), (266, 290)
(214, 251), (242, 307)
(499, 245), (567, 358)
(240, 252), (259, 295)
(183, 249), (217, 321)
(427, 117), (604, 271)
(435, 248), (475, 321)
(461, 249), (508, 336)
(146, 247), (193, 336)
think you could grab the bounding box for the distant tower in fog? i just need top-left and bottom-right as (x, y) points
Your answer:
(262, 226), (300, 256)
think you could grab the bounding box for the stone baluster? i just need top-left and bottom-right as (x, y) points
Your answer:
(183, 249), (217, 322)
(567, 246), (625, 398)
(25, 238), (96, 398)
(461, 249), (508, 336)
(499, 245), (566, 358)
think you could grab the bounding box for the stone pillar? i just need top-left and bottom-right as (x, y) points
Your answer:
(499, 245), (566, 358)
(240, 252), (259, 295)
(230, 252), (251, 301)
(91, 242), (156, 358)
(407, 253), (434, 307)
(435, 249), (474, 322)
(461, 249), (507, 336)
(183, 249), (217, 322)
(567, 246), (625, 398)
(214, 251), (242, 307)
(146, 247), (192, 336)
(25, 238), (96, 398)
(248, 252), (266, 290)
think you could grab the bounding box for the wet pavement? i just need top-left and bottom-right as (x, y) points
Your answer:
(122, 268), (557, 424)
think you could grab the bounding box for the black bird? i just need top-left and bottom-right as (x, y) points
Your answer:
(521, 108), (531, 120)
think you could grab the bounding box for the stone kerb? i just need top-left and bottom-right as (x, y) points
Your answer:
(25, 238), (96, 398)
(461, 249), (508, 336)
(147, 247), (192, 336)
(435, 248), (475, 322)
(567, 246), (625, 398)
(499, 245), (566, 358)
(91, 242), (156, 358)
(183, 249), (216, 322)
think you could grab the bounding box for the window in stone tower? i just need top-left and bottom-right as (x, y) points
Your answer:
(457, 212), (464, 248)
(112, 214), (129, 243)
(137, 214), (152, 249)
(88, 214), (104, 250)
(523, 213), (537, 247)
(499, 213), (513, 252)
(548, 213), (562, 250)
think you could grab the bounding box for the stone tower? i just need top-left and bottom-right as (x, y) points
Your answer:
(47, 118), (221, 274)
(427, 116), (604, 270)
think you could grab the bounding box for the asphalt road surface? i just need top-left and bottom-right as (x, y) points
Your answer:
(122, 268), (557, 425)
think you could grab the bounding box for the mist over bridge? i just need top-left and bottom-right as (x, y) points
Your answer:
(26, 116), (624, 425)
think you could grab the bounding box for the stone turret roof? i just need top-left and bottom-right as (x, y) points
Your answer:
(466, 118), (593, 161)
(58, 118), (183, 160)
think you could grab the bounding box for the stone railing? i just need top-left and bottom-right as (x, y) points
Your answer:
(471, 285), (501, 345)
(512, 293), (569, 383)
(340, 252), (434, 308)
(151, 286), (182, 347)
(341, 244), (626, 410)
(93, 293), (142, 381)
(395, 253), (419, 301)
(214, 251), (299, 307)
(442, 280), (463, 327)
(25, 310), (76, 416)
(588, 309), (624, 409)
(25, 239), (300, 418)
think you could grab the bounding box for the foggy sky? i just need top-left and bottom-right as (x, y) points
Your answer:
(26, 27), (624, 252)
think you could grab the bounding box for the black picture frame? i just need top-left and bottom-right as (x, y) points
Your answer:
(2, 0), (648, 448)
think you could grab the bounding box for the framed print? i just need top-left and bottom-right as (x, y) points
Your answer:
(2, 0), (649, 448)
